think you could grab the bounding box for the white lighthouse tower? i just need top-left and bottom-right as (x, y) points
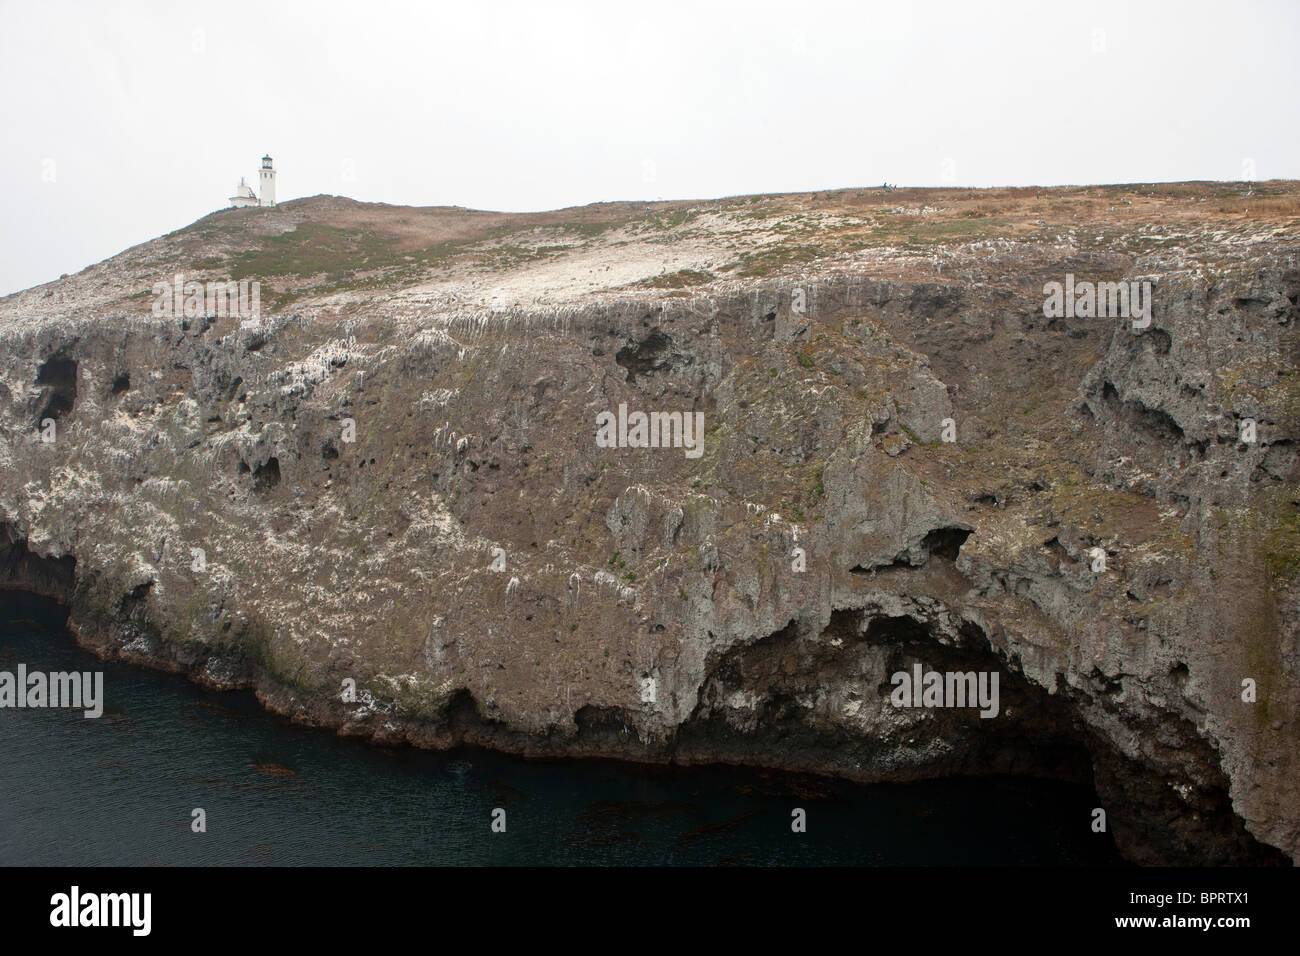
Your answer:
(259, 154), (276, 207)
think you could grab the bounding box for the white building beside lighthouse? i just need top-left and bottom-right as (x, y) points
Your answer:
(228, 155), (276, 208)
(228, 177), (258, 207)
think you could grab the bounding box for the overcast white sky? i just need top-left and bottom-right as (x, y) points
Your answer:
(2, 0), (1297, 296)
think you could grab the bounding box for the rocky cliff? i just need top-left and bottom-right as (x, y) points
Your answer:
(1, 182), (1296, 864)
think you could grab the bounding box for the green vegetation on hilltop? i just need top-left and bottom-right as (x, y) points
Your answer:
(229, 224), (401, 279)
(635, 269), (714, 290)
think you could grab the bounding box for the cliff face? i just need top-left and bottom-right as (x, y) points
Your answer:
(1, 183), (1296, 864)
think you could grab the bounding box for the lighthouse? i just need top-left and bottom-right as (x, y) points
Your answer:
(259, 155), (276, 207)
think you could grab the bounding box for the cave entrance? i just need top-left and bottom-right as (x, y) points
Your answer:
(35, 355), (78, 425)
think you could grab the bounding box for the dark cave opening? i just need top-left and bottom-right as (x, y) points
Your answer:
(35, 355), (78, 424)
(920, 527), (972, 561)
(615, 329), (677, 383)
(253, 458), (281, 492)
(679, 609), (1094, 783)
(674, 608), (1286, 865)
(0, 523), (76, 598)
(850, 526), (973, 573)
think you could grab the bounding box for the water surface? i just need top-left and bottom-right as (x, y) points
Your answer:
(0, 593), (1121, 866)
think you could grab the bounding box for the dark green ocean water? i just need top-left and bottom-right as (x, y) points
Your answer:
(0, 592), (1121, 866)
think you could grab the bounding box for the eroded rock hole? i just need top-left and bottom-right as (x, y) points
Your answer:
(851, 526), (972, 572)
(0, 523), (77, 595)
(35, 355), (78, 423)
(120, 580), (153, 617)
(863, 614), (932, 645)
(920, 527), (971, 561)
(253, 457), (281, 493)
(615, 329), (677, 383)
(1170, 661), (1190, 691)
(1098, 380), (1186, 443)
(679, 611), (1094, 791)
